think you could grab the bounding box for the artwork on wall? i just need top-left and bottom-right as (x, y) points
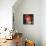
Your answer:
(23, 14), (34, 24)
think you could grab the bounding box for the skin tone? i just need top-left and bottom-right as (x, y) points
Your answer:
(15, 35), (22, 46)
(25, 16), (32, 24)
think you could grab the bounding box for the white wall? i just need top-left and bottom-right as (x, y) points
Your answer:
(41, 0), (46, 46)
(0, 0), (16, 30)
(13, 0), (41, 46)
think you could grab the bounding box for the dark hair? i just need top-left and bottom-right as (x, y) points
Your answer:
(34, 43), (35, 46)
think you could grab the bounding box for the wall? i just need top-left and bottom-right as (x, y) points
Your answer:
(41, 0), (46, 46)
(0, 0), (16, 30)
(13, 0), (41, 46)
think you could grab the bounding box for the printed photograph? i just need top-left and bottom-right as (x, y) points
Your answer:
(23, 14), (34, 24)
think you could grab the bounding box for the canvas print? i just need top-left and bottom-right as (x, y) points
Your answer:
(23, 14), (34, 24)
